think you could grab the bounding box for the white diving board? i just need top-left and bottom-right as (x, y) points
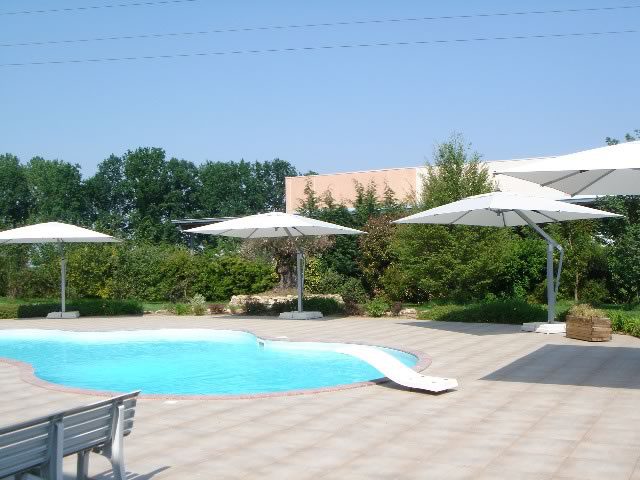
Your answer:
(335, 345), (458, 393)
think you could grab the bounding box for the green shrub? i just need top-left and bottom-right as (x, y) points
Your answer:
(302, 297), (345, 315)
(244, 300), (270, 315)
(418, 299), (547, 324)
(364, 297), (390, 317)
(170, 303), (191, 315)
(15, 299), (143, 318)
(610, 312), (640, 337)
(0, 304), (19, 319)
(189, 294), (207, 315)
(579, 279), (610, 305)
(567, 304), (606, 319)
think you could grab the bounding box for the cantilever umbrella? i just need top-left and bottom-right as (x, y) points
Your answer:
(394, 192), (622, 332)
(0, 222), (120, 318)
(187, 212), (364, 319)
(495, 141), (640, 196)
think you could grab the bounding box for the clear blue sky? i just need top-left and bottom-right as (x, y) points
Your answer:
(2, 0), (638, 176)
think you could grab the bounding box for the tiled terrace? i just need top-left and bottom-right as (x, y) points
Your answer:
(1, 315), (640, 480)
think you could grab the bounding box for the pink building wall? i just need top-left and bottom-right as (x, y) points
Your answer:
(285, 167), (419, 213)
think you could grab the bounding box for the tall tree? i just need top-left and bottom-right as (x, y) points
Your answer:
(385, 135), (509, 302)
(85, 154), (129, 234)
(25, 157), (86, 223)
(0, 154), (31, 227)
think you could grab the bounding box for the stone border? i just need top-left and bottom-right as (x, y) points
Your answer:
(0, 328), (432, 400)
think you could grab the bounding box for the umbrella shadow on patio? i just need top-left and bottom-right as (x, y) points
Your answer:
(398, 320), (523, 336)
(481, 344), (640, 389)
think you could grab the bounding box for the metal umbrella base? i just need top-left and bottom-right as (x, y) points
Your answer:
(278, 311), (323, 320)
(47, 311), (81, 319)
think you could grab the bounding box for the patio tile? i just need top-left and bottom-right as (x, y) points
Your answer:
(554, 456), (637, 479)
(1, 315), (639, 480)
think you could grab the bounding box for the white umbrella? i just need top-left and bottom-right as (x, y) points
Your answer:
(0, 222), (120, 318)
(494, 141), (640, 196)
(187, 212), (364, 319)
(394, 192), (622, 331)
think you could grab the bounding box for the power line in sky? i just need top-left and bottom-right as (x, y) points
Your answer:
(1, 29), (636, 68)
(2, 4), (639, 47)
(0, 0), (198, 17)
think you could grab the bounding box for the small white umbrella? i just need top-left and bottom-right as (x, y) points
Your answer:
(394, 192), (622, 327)
(0, 222), (120, 318)
(187, 212), (364, 318)
(495, 141), (640, 196)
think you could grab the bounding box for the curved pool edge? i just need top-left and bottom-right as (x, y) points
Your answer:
(0, 328), (432, 400)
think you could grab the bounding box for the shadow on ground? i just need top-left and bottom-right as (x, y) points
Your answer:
(64, 467), (170, 480)
(399, 320), (522, 336)
(482, 344), (640, 389)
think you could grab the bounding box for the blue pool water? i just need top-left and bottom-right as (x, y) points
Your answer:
(0, 330), (417, 395)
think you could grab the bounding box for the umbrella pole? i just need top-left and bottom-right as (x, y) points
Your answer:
(296, 249), (304, 313)
(59, 243), (66, 313)
(515, 211), (564, 323)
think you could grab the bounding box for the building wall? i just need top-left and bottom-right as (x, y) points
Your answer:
(285, 157), (564, 213)
(285, 167), (420, 213)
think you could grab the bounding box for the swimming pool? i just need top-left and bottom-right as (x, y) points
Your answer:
(0, 329), (417, 396)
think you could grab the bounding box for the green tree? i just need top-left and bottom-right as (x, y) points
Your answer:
(0, 154), (31, 226)
(85, 154), (128, 234)
(25, 157), (87, 223)
(385, 135), (508, 302)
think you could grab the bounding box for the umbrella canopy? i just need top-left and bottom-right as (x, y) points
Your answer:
(0, 222), (119, 244)
(0, 222), (120, 317)
(494, 141), (640, 196)
(394, 192), (622, 226)
(186, 212), (363, 238)
(394, 192), (621, 327)
(187, 212), (364, 317)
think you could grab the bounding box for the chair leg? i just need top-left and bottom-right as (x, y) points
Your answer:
(77, 450), (90, 480)
(109, 404), (127, 480)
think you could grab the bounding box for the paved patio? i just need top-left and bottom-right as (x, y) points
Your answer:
(1, 315), (639, 480)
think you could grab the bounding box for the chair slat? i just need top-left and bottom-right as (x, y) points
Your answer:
(64, 405), (112, 428)
(0, 435), (48, 460)
(63, 427), (110, 455)
(0, 423), (49, 449)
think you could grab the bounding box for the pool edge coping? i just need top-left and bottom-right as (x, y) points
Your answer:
(0, 327), (432, 400)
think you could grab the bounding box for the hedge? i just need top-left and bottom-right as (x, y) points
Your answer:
(0, 299), (143, 319)
(418, 299), (547, 324)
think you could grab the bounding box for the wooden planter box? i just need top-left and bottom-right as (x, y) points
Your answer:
(566, 315), (612, 342)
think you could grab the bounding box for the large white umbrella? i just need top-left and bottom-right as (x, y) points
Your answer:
(187, 212), (364, 319)
(494, 141), (640, 196)
(0, 222), (120, 318)
(394, 192), (622, 331)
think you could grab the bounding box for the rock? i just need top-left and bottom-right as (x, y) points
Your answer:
(399, 308), (417, 317)
(228, 293), (344, 314)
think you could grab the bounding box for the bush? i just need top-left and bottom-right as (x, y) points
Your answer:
(208, 303), (226, 314)
(418, 299), (547, 324)
(567, 304), (606, 319)
(364, 297), (390, 317)
(390, 301), (403, 316)
(580, 279), (610, 305)
(302, 297), (345, 315)
(0, 304), (19, 319)
(610, 312), (640, 337)
(14, 299), (143, 318)
(189, 294), (207, 315)
(170, 303), (191, 315)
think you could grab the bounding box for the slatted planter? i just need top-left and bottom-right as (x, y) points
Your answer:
(566, 314), (612, 342)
